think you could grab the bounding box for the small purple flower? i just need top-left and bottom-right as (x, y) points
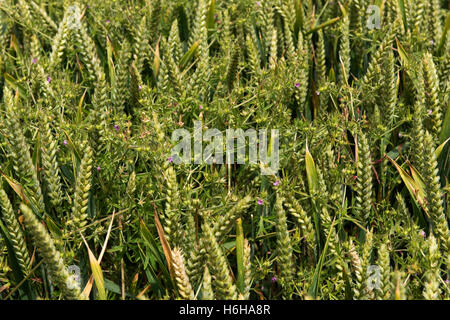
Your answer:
(113, 124), (120, 132)
(97, 166), (101, 171)
(256, 1), (261, 7)
(32, 58), (37, 64)
(47, 76), (51, 83)
(273, 180), (279, 186)
(261, 286), (264, 290)
(168, 156), (173, 163)
(106, 19), (110, 24)
(271, 276), (277, 283)
(421, 230), (426, 238)
(295, 82), (300, 88)
(63, 140), (68, 146)
(199, 105), (203, 110)
(428, 109), (433, 115)
(257, 199), (263, 205)
(445, 279), (449, 284)
(398, 132), (402, 138)
(214, 13), (218, 20)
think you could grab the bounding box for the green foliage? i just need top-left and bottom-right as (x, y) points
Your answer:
(0, 0), (448, 300)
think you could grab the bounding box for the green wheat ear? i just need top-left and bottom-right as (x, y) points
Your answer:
(16, 0), (33, 34)
(89, 72), (109, 155)
(377, 241), (391, 300)
(268, 28), (278, 70)
(423, 52), (442, 141)
(133, 15), (149, 73)
(213, 195), (252, 241)
(186, 0), (209, 98)
(321, 205), (346, 291)
(361, 26), (396, 89)
(201, 266), (214, 300)
(422, 131), (449, 254)
(202, 222), (237, 300)
(246, 33), (261, 77)
(69, 141), (93, 232)
(316, 29), (327, 87)
(410, 66), (426, 172)
(2, 87), (45, 215)
(112, 39), (131, 113)
(172, 247), (196, 300)
(163, 165), (181, 247)
(168, 19), (182, 65)
(73, 8), (103, 81)
(338, 13), (350, 85)
(20, 203), (86, 300)
(274, 195), (294, 290)
(0, 186), (31, 275)
(242, 239), (252, 299)
(352, 231), (374, 300)
(381, 50), (397, 128)
(49, 5), (71, 70)
(348, 240), (363, 299)
(294, 30), (309, 110)
(29, 1), (58, 33)
(148, 0), (162, 45)
(226, 40), (241, 93)
(423, 234), (442, 299)
(159, 37), (183, 98)
(355, 132), (373, 225)
(184, 213), (203, 287)
(40, 114), (64, 212)
(284, 192), (315, 248)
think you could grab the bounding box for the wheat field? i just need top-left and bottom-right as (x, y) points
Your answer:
(0, 0), (449, 300)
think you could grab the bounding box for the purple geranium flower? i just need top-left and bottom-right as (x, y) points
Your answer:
(113, 124), (120, 132)
(273, 180), (279, 186)
(295, 82), (300, 88)
(168, 156), (173, 163)
(257, 199), (263, 205)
